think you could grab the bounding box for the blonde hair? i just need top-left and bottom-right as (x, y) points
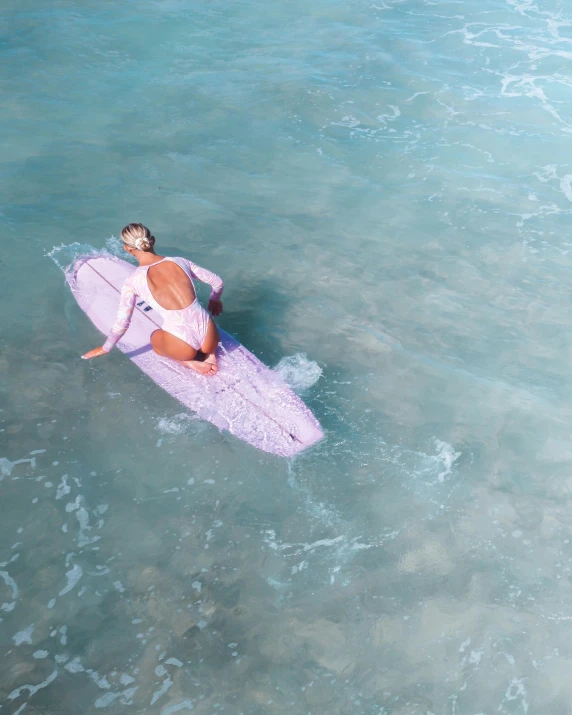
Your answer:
(121, 223), (154, 252)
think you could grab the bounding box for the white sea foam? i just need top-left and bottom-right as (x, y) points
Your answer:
(150, 676), (174, 706)
(434, 439), (462, 482)
(0, 570), (19, 611)
(95, 692), (120, 708)
(88, 670), (110, 689)
(157, 413), (196, 435)
(76, 505), (101, 547)
(273, 353), (322, 393)
(13, 623), (35, 645)
(48, 238), (137, 270)
(503, 677), (529, 712)
(8, 670), (58, 700)
(560, 174), (572, 202)
(55, 475), (71, 500)
(47, 242), (100, 271)
(105, 235), (128, 258)
(263, 527), (375, 587)
(59, 564), (83, 596)
(65, 657), (85, 673)
(165, 657), (183, 667)
(0, 456), (36, 481)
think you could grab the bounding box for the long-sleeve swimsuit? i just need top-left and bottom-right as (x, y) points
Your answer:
(102, 256), (224, 353)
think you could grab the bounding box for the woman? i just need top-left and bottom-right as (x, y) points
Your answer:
(82, 223), (223, 376)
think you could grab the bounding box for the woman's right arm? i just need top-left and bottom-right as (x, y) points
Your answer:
(82, 279), (137, 359)
(185, 259), (224, 316)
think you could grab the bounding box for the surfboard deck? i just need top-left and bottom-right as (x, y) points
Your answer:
(65, 254), (323, 457)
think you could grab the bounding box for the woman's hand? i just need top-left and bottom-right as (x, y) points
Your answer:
(208, 299), (223, 317)
(82, 346), (108, 360)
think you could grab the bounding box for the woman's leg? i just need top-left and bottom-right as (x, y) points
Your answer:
(150, 329), (217, 376)
(198, 319), (220, 374)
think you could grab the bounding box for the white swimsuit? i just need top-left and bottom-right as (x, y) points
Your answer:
(102, 257), (223, 352)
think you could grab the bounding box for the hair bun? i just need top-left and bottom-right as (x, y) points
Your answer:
(135, 237), (150, 250)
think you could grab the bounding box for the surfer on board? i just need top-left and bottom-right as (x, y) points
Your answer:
(82, 223), (224, 376)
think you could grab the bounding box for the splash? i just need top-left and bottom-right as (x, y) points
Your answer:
(105, 235), (130, 258)
(434, 439), (462, 483)
(47, 242), (100, 272)
(273, 353), (322, 393)
(47, 238), (136, 274)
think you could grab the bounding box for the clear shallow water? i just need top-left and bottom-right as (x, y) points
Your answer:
(3, 0), (572, 712)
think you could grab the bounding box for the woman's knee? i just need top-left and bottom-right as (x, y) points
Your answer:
(201, 320), (219, 354)
(150, 329), (165, 354)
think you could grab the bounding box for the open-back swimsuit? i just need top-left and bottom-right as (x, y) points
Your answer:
(102, 257), (224, 353)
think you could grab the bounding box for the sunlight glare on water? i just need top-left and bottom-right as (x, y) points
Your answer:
(3, 0), (572, 712)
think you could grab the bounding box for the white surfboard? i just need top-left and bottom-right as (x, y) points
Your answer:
(65, 254), (323, 457)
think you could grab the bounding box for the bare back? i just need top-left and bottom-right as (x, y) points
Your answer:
(146, 259), (196, 310)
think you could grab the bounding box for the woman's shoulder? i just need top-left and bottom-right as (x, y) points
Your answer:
(164, 256), (192, 268)
(123, 270), (141, 288)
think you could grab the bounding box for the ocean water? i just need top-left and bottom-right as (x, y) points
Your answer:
(3, 0), (572, 712)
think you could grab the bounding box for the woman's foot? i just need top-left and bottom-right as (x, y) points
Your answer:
(180, 353), (218, 376)
(203, 353), (218, 375)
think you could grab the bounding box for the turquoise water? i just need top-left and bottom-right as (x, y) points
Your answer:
(3, 0), (572, 712)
